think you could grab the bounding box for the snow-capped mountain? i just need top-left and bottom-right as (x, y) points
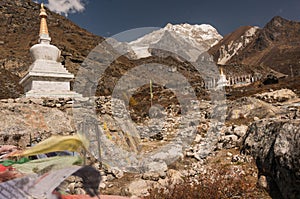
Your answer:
(208, 26), (259, 65)
(127, 23), (222, 61)
(164, 23), (222, 46)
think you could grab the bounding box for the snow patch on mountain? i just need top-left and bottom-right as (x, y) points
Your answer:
(217, 26), (259, 65)
(131, 46), (151, 58)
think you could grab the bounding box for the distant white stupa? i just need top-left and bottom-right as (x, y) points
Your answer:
(216, 67), (228, 89)
(19, 4), (81, 98)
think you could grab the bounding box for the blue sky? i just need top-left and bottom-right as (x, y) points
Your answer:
(36, 0), (300, 39)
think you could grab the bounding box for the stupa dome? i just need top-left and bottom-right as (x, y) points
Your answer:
(30, 43), (60, 62)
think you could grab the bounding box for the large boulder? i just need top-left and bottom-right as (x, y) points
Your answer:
(242, 119), (300, 198)
(255, 89), (298, 104)
(226, 97), (283, 120)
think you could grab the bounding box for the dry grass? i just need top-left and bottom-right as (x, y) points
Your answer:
(145, 149), (270, 199)
(145, 167), (268, 199)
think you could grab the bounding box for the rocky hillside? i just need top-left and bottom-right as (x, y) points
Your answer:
(0, 67), (23, 98)
(1, 89), (299, 198)
(209, 16), (300, 76)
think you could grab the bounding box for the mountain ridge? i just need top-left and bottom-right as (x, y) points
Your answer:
(209, 16), (300, 77)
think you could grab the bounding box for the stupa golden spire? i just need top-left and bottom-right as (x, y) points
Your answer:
(39, 3), (49, 37)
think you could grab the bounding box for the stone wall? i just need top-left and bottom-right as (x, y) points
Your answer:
(0, 97), (75, 147)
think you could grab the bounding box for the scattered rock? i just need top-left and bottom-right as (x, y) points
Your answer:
(127, 179), (152, 197)
(67, 182), (76, 193)
(227, 152), (233, 157)
(143, 161), (168, 174)
(108, 184), (114, 188)
(166, 169), (183, 184)
(75, 187), (86, 195)
(233, 125), (248, 138)
(253, 116), (260, 121)
(142, 172), (160, 181)
(258, 175), (268, 189)
(99, 182), (106, 189)
(111, 167), (124, 179)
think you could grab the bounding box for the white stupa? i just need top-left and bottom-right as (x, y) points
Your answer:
(19, 4), (81, 98)
(216, 67), (228, 89)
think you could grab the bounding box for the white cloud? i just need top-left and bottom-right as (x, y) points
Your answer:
(46, 0), (86, 17)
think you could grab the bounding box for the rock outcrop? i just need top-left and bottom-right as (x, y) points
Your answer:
(254, 89), (298, 104)
(242, 119), (300, 198)
(226, 97), (283, 121)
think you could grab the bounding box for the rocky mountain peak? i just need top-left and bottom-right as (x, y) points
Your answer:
(163, 23), (222, 43)
(261, 16), (300, 44)
(128, 22), (222, 59)
(267, 16), (289, 27)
